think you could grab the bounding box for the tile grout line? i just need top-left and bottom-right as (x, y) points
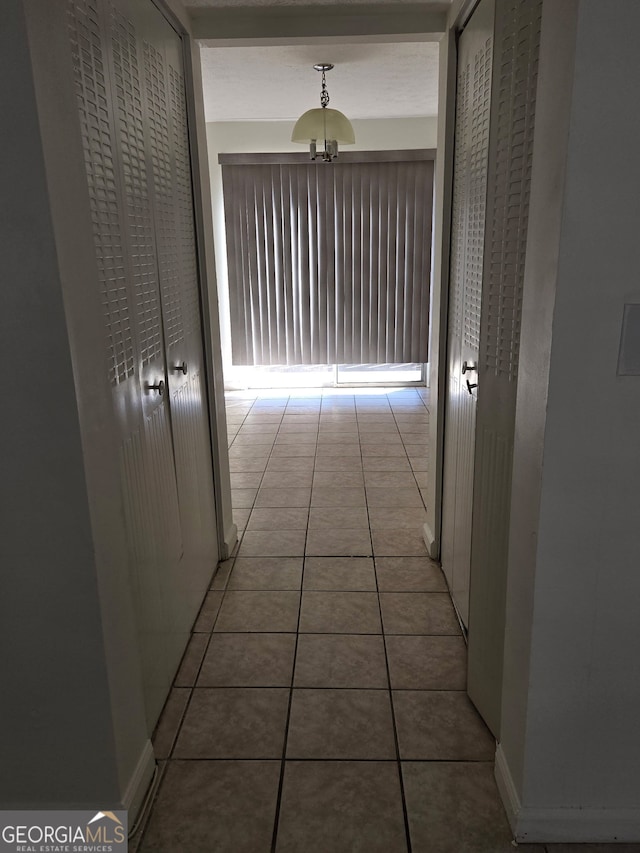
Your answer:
(269, 396), (314, 853)
(150, 756), (497, 764)
(145, 389), (440, 852)
(188, 629), (461, 637)
(175, 684), (468, 692)
(233, 395), (290, 551)
(168, 390), (299, 799)
(271, 391), (367, 850)
(163, 393), (282, 776)
(159, 391), (262, 762)
(360, 392), (412, 853)
(389, 395), (428, 511)
(136, 402), (263, 853)
(142, 388), (526, 852)
(163, 509), (243, 763)
(228, 394), (266, 539)
(371, 392), (413, 853)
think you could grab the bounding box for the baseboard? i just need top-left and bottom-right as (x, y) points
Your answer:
(494, 743), (521, 835)
(222, 521), (238, 560)
(422, 522), (438, 559)
(122, 739), (156, 825)
(495, 743), (640, 842)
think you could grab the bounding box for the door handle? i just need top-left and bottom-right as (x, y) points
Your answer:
(462, 361), (477, 374)
(146, 380), (165, 396)
(466, 379), (478, 395)
(172, 361), (188, 375)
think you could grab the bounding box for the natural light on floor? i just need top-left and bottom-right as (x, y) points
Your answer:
(224, 364), (426, 390)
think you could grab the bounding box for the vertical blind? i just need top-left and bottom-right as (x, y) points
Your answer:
(221, 153), (434, 366)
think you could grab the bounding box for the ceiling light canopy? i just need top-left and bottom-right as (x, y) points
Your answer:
(291, 64), (355, 162)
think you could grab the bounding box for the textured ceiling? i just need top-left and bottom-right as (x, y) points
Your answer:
(200, 41), (440, 122)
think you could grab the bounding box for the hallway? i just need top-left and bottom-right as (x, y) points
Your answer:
(136, 387), (629, 852)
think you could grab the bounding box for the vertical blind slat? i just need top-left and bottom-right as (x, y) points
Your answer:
(368, 173), (379, 362)
(343, 166), (353, 364)
(325, 164), (336, 365)
(264, 168), (273, 361)
(283, 166), (295, 363)
(334, 165), (345, 364)
(361, 168), (371, 364)
(221, 158), (432, 366)
(270, 166), (283, 363)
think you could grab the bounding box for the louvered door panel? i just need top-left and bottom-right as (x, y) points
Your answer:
(111, 6), (162, 371)
(144, 38), (183, 355)
(468, 0), (542, 737)
(463, 36), (492, 359)
(169, 64), (200, 339)
(108, 0), (176, 554)
(67, 0), (218, 730)
(67, 0), (134, 388)
(441, 0), (494, 625)
(483, 0), (541, 379)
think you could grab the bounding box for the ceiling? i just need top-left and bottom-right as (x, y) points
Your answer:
(192, 0), (449, 122)
(199, 41), (440, 122)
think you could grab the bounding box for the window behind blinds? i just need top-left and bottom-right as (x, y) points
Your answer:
(221, 151), (434, 366)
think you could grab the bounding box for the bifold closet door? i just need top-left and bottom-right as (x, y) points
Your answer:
(441, 0), (495, 628)
(135, 2), (219, 596)
(467, 0), (543, 737)
(67, 0), (218, 728)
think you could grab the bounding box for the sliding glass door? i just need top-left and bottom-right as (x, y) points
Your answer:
(220, 150), (434, 373)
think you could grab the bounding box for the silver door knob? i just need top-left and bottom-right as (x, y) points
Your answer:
(172, 361), (188, 375)
(462, 361), (477, 374)
(146, 380), (165, 396)
(466, 379), (478, 394)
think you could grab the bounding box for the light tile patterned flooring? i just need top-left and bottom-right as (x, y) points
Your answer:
(138, 387), (637, 853)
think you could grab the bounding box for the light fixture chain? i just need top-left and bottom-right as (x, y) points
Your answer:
(320, 69), (330, 108)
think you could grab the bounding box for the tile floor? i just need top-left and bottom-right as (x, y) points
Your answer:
(137, 387), (638, 853)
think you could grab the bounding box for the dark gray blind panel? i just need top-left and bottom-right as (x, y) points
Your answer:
(222, 157), (433, 366)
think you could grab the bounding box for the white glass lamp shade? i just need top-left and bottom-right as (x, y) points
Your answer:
(291, 108), (355, 145)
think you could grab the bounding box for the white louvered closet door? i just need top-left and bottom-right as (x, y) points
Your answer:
(133, 1), (218, 596)
(441, 0), (495, 628)
(467, 0), (543, 737)
(68, 0), (217, 729)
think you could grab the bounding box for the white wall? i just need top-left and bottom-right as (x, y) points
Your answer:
(205, 116), (437, 371)
(498, 0), (640, 840)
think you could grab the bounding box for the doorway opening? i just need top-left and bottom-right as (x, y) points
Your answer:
(198, 43), (439, 398)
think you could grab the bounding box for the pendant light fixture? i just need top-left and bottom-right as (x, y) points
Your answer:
(291, 63), (355, 162)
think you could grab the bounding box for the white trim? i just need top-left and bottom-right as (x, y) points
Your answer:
(494, 743), (521, 833)
(123, 740), (156, 824)
(495, 744), (640, 842)
(222, 522), (239, 560)
(422, 521), (438, 558)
